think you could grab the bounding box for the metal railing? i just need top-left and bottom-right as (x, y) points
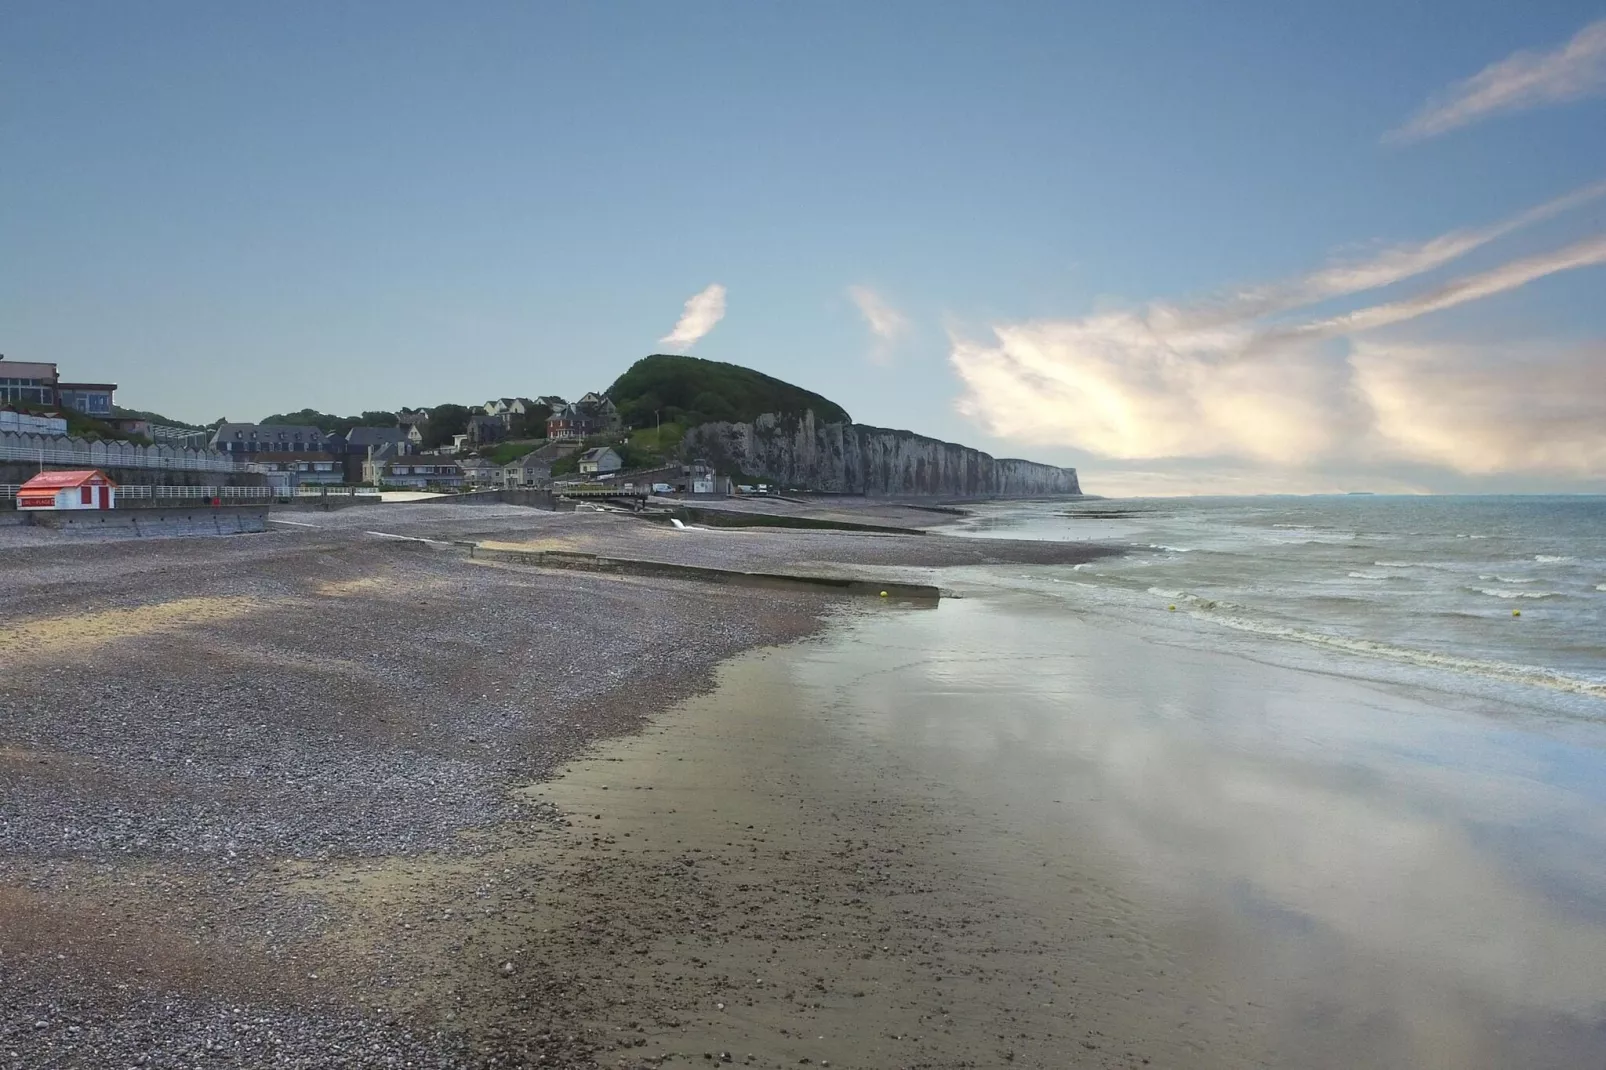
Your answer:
(2, 483), (381, 500)
(112, 485), (273, 500)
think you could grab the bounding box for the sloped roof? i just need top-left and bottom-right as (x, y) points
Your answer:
(578, 447), (619, 462)
(20, 469), (116, 490)
(212, 423), (327, 443)
(345, 426), (408, 446)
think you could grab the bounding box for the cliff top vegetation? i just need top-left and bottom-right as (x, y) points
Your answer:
(608, 354), (851, 430)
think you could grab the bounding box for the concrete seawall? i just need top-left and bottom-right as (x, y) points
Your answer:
(22, 504), (271, 536)
(427, 489), (569, 509)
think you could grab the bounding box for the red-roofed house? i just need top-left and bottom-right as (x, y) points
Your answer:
(16, 469), (117, 511)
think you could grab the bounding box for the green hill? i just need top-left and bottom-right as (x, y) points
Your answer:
(113, 406), (208, 431)
(607, 354), (851, 430)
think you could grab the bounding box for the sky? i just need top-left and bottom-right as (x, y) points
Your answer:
(3, 1), (1604, 495)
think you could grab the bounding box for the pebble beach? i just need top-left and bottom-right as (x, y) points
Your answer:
(0, 502), (1106, 1069)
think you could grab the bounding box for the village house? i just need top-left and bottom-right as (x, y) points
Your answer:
(0, 356), (117, 416)
(249, 456), (344, 489)
(341, 426), (420, 483)
(397, 410), (430, 436)
(466, 413), (505, 446)
(15, 469), (117, 511)
(546, 392), (620, 441)
(363, 443), (463, 488)
(502, 451), (551, 487)
(345, 426), (417, 452)
(456, 456), (505, 489)
(577, 446), (623, 476)
(210, 423), (337, 457)
(482, 397), (544, 431)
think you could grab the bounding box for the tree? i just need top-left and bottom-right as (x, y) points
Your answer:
(509, 403), (552, 439)
(421, 404), (472, 450)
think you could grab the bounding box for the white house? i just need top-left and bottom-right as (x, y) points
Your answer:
(577, 447), (622, 475)
(16, 469), (117, 510)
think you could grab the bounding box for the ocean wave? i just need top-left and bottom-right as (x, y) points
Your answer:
(1535, 555), (1575, 563)
(1147, 544), (1195, 553)
(1478, 574), (1536, 584)
(1347, 571), (1390, 580)
(1469, 587), (1559, 600)
(1197, 612), (1606, 700)
(1598, 584), (1606, 593)
(1373, 560), (1455, 571)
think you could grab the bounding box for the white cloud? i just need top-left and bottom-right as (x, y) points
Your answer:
(1389, 18), (1606, 142)
(950, 182), (1606, 479)
(659, 283), (727, 349)
(1350, 340), (1606, 475)
(847, 285), (910, 363)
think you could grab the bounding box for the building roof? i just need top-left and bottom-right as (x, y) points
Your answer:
(345, 426), (408, 447)
(56, 381), (119, 391)
(578, 446), (619, 462)
(19, 469), (116, 490)
(213, 422), (327, 442)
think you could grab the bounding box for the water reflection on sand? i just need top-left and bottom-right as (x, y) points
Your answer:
(795, 596), (1606, 1068)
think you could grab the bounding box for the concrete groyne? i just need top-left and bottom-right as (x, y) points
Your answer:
(467, 544), (939, 601)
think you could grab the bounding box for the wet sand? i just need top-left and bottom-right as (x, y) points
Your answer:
(302, 587), (1606, 1069)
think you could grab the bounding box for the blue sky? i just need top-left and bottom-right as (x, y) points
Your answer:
(4, 1), (1604, 493)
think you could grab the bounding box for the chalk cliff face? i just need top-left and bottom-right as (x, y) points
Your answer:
(682, 411), (1080, 498)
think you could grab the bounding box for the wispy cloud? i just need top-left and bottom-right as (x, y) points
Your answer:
(847, 285), (910, 363)
(1272, 234), (1606, 342)
(950, 181), (1606, 478)
(1388, 17), (1606, 142)
(660, 283), (727, 349)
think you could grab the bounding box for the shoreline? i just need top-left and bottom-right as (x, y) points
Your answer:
(0, 503), (1111, 1068)
(5, 499), (1604, 1067)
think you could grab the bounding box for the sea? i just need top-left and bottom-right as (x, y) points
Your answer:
(951, 494), (1606, 718)
(773, 493), (1606, 1064)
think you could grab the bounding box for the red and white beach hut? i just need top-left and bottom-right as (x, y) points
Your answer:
(15, 469), (118, 511)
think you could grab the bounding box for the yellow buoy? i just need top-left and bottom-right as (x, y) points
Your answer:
(1512, 609), (1521, 617)
(1168, 604), (1177, 611)
(880, 591), (888, 597)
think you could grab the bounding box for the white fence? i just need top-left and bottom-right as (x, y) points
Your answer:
(0, 431), (243, 473)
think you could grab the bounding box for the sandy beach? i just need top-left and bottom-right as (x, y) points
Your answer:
(5, 500), (1604, 1069)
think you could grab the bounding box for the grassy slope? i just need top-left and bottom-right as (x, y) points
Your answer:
(607, 354), (851, 430)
